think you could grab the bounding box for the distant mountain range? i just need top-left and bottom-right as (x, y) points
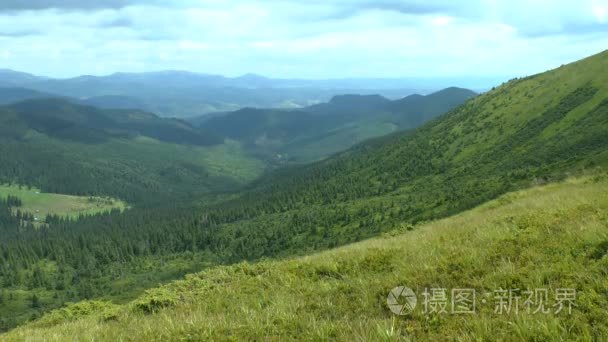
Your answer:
(0, 98), (221, 146)
(0, 69), (495, 117)
(0, 69), (47, 86)
(0, 83), (476, 165)
(193, 87), (477, 163)
(0, 87), (58, 105)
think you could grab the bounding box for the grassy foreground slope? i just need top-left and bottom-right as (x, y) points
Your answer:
(5, 173), (608, 341)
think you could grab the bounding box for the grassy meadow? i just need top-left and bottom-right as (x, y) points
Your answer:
(0, 184), (127, 220)
(4, 172), (607, 341)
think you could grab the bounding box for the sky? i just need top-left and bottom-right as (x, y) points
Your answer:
(0, 0), (607, 80)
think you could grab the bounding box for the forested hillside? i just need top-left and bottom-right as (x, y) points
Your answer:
(0, 51), (606, 333)
(0, 88), (59, 105)
(4, 99), (222, 146)
(211, 50), (608, 229)
(0, 99), (262, 204)
(197, 87), (476, 162)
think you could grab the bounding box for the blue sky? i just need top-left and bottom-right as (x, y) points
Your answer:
(0, 0), (606, 79)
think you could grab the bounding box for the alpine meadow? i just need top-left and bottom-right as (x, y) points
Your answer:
(0, 1), (607, 341)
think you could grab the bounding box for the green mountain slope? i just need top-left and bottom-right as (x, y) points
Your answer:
(139, 49), (607, 265)
(388, 87), (478, 126)
(5, 98), (222, 145)
(4, 174), (608, 341)
(230, 50), (608, 217)
(197, 87), (476, 163)
(0, 88), (59, 105)
(79, 95), (148, 111)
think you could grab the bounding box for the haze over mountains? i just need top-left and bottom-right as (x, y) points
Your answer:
(0, 68), (488, 117)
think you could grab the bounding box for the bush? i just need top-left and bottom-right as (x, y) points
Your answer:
(133, 288), (180, 314)
(32, 301), (119, 328)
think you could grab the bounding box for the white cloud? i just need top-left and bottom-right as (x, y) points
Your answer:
(177, 40), (210, 50)
(431, 15), (454, 26)
(0, 0), (606, 80)
(593, 4), (607, 23)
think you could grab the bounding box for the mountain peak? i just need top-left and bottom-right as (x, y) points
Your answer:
(329, 94), (389, 104)
(236, 73), (269, 80)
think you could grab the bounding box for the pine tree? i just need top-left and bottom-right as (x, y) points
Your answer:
(31, 294), (40, 308)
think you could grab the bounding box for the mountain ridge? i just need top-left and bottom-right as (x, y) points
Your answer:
(3, 98), (222, 146)
(0, 68), (491, 117)
(196, 87), (477, 163)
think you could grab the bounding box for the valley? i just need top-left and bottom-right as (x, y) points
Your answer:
(0, 83), (477, 332)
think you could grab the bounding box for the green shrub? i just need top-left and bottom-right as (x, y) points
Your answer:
(133, 288), (180, 314)
(589, 241), (608, 260)
(31, 301), (119, 328)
